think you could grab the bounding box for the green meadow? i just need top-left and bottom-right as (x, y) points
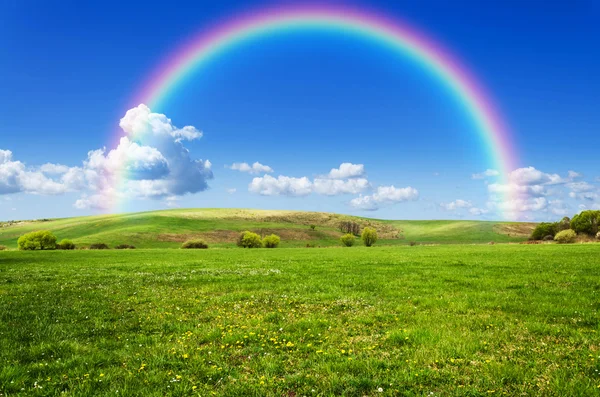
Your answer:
(1, 244), (599, 396)
(0, 208), (534, 249)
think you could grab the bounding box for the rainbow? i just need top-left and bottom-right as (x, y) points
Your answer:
(119, 5), (517, 215)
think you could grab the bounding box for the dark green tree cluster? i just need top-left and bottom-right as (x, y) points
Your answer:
(530, 211), (600, 241)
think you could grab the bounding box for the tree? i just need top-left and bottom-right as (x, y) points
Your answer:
(554, 229), (577, 244)
(361, 227), (378, 247)
(237, 231), (263, 248)
(17, 230), (57, 250)
(262, 234), (281, 248)
(339, 221), (360, 236)
(340, 233), (355, 247)
(571, 210), (600, 236)
(556, 217), (571, 232)
(530, 222), (557, 240)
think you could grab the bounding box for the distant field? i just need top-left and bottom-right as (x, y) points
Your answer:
(1, 245), (599, 395)
(0, 208), (535, 248)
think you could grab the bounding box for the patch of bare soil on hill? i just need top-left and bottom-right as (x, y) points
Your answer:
(494, 223), (537, 237)
(157, 228), (343, 243)
(166, 209), (403, 239)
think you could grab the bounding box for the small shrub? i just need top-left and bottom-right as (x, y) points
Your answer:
(89, 243), (110, 250)
(56, 239), (76, 250)
(262, 234), (281, 248)
(340, 233), (355, 247)
(554, 229), (577, 244)
(409, 241), (417, 246)
(181, 239), (208, 249)
(361, 227), (378, 247)
(115, 244), (136, 249)
(237, 231), (263, 248)
(18, 230), (57, 250)
(0, 245), (7, 251)
(310, 225), (316, 231)
(542, 235), (554, 241)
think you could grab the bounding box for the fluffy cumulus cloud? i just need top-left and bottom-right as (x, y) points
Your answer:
(228, 162), (273, 174)
(440, 199), (473, 211)
(0, 150), (72, 195)
(350, 185), (418, 211)
(247, 163), (370, 198)
(313, 178), (369, 196)
(481, 166), (596, 219)
(472, 169), (500, 180)
(249, 175), (312, 196)
(0, 105), (213, 210)
(119, 104), (202, 142)
(326, 163), (365, 179)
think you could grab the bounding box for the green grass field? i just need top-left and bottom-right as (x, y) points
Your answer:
(0, 208), (535, 249)
(1, 244), (599, 396)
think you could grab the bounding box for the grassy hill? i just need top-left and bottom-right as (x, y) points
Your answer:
(0, 208), (535, 249)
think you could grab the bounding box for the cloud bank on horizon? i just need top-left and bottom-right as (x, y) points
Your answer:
(0, 105), (598, 220)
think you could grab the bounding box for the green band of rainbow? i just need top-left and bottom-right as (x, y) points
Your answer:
(120, 5), (517, 215)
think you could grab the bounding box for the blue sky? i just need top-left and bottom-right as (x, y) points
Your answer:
(0, 0), (598, 221)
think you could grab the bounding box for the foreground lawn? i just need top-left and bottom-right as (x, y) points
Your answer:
(1, 245), (599, 396)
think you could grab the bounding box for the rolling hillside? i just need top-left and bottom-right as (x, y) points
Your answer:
(0, 208), (535, 249)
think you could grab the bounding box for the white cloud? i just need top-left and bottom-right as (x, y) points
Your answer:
(313, 178), (369, 196)
(228, 162), (273, 174)
(40, 163), (70, 175)
(495, 197), (548, 213)
(74, 194), (113, 210)
(567, 181), (595, 193)
(327, 163), (365, 179)
(472, 169), (500, 179)
(1, 105), (213, 209)
(508, 166), (564, 186)
(119, 104), (202, 142)
(164, 196), (179, 208)
(227, 188), (237, 194)
(488, 183), (547, 197)
(249, 175), (312, 196)
(549, 199), (569, 216)
(350, 185), (418, 211)
(469, 207), (489, 216)
(440, 199), (473, 211)
(0, 150), (73, 195)
(568, 170), (582, 179)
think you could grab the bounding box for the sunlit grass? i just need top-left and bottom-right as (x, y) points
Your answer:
(1, 244), (598, 395)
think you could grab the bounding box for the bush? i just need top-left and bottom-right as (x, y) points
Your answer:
(237, 231), (263, 248)
(554, 229), (577, 244)
(530, 222), (557, 240)
(56, 239), (76, 250)
(409, 241), (417, 246)
(0, 245), (7, 251)
(310, 225), (316, 231)
(571, 210), (600, 236)
(181, 239), (208, 249)
(542, 235), (554, 241)
(262, 234), (281, 248)
(340, 233), (355, 247)
(115, 244), (136, 249)
(89, 243), (110, 250)
(361, 227), (378, 247)
(17, 230), (57, 250)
